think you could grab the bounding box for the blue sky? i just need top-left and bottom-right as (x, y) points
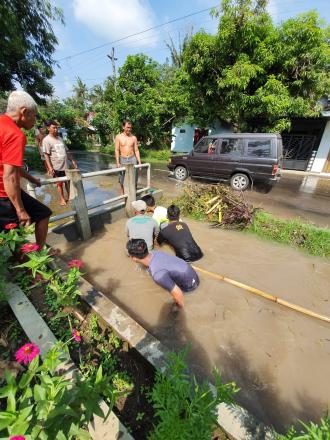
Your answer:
(51, 0), (330, 99)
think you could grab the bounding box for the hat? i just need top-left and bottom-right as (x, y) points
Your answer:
(132, 200), (147, 212)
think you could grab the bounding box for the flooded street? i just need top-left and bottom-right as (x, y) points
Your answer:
(39, 150), (330, 432)
(30, 150), (330, 229)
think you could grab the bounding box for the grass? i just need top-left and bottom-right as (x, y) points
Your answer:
(250, 211), (330, 258)
(86, 144), (170, 162)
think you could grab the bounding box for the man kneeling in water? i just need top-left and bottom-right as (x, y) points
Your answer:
(126, 238), (199, 308)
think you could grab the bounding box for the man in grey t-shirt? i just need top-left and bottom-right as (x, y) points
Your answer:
(125, 200), (159, 251)
(42, 120), (77, 206)
(126, 238), (199, 308)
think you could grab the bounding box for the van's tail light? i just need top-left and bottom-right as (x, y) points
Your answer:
(272, 164), (278, 176)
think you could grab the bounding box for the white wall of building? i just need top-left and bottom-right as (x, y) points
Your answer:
(311, 119), (330, 172)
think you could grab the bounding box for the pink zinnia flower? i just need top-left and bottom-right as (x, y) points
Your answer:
(21, 243), (40, 253)
(15, 343), (40, 365)
(5, 223), (18, 230)
(10, 436), (26, 440)
(72, 329), (81, 342)
(67, 259), (83, 269)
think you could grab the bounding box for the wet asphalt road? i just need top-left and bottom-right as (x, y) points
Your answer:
(152, 164), (330, 228)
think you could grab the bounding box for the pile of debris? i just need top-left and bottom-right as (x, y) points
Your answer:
(175, 183), (256, 229)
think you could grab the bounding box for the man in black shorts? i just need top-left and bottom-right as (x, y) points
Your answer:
(0, 91), (52, 247)
(43, 120), (78, 206)
(157, 205), (203, 262)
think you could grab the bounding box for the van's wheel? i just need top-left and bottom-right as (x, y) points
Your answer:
(230, 173), (250, 191)
(174, 166), (188, 181)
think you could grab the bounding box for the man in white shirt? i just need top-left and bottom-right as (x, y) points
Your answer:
(42, 120), (77, 206)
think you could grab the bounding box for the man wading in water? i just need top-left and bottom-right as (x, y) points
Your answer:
(115, 119), (141, 195)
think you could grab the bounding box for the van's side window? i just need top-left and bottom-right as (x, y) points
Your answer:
(194, 138), (217, 154)
(219, 138), (243, 155)
(247, 139), (272, 157)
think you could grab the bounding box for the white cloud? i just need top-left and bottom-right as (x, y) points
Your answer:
(72, 0), (158, 47)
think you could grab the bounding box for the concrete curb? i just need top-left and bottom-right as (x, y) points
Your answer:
(52, 255), (275, 440)
(6, 280), (133, 440)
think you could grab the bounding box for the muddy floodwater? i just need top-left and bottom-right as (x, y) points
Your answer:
(52, 216), (330, 433)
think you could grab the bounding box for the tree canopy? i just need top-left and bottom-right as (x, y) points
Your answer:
(182, 0), (330, 132)
(0, 0), (63, 102)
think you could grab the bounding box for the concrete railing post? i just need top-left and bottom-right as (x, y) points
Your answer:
(65, 169), (92, 241)
(123, 164), (136, 217)
(26, 182), (37, 199)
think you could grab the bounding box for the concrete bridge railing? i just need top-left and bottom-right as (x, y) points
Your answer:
(26, 163), (151, 241)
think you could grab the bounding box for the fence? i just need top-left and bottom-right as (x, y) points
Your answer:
(27, 163), (151, 241)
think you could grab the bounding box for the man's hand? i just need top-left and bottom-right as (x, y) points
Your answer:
(17, 209), (31, 226)
(30, 176), (41, 187)
(171, 285), (184, 308)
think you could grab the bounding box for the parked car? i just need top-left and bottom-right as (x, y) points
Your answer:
(168, 133), (283, 191)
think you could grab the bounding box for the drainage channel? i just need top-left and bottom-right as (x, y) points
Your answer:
(50, 254), (275, 440)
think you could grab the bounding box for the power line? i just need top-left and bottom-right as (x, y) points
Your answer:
(56, 5), (217, 62)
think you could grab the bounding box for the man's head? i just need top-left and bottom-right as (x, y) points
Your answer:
(126, 238), (149, 263)
(37, 124), (45, 134)
(122, 119), (132, 135)
(6, 91), (37, 130)
(45, 120), (59, 137)
(167, 204), (180, 221)
(132, 199), (147, 215)
(141, 194), (155, 211)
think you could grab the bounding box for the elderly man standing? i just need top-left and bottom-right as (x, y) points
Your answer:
(0, 91), (52, 247)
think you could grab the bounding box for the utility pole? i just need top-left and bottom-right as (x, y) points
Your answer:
(107, 47), (118, 91)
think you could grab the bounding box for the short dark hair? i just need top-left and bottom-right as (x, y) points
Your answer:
(122, 119), (132, 127)
(126, 239), (148, 259)
(45, 119), (58, 127)
(37, 124), (44, 129)
(141, 194), (155, 207)
(167, 204), (180, 221)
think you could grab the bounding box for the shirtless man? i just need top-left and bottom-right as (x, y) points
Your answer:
(115, 119), (141, 195)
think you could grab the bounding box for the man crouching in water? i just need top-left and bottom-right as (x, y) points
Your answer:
(126, 238), (200, 308)
(115, 119), (141, 195)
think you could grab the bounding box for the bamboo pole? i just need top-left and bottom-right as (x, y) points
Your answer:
(192, 265), (330, 324)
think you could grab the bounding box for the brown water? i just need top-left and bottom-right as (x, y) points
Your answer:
(51, 217), (330, 433)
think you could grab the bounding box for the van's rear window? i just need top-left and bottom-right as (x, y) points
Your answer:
(247, 140), (272, 157)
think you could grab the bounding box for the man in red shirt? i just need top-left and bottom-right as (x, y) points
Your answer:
(0, 91), (52, 247)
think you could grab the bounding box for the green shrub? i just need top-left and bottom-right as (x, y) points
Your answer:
(148, 349), (239, 440)
(24, 148), (45, 172)
(276, 415), (330, 439)
(250, 211), (330, 257)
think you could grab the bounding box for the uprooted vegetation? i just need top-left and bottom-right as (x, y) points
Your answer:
(174, 184), (330, 257)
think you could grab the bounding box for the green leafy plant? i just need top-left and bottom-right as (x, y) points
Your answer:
(148, 349), (239, 440)
(0, 224), (33, 253)
(46, 264), (82, 309)
(15, 247), (56, 279)
(0, 340), (113, 439)
(276, 415), (330, 439)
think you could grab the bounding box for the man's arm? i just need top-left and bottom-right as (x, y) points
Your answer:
(3, 165), (30, 226)
(115, 135), (120, 167)
(20, 168), (41, 186)
(67, 152), (78, 169)
(153, 270), (184, 307)
(170, 285), (184, 308)
(44, 153), (55, 177)
(134, 137), (141, 165)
